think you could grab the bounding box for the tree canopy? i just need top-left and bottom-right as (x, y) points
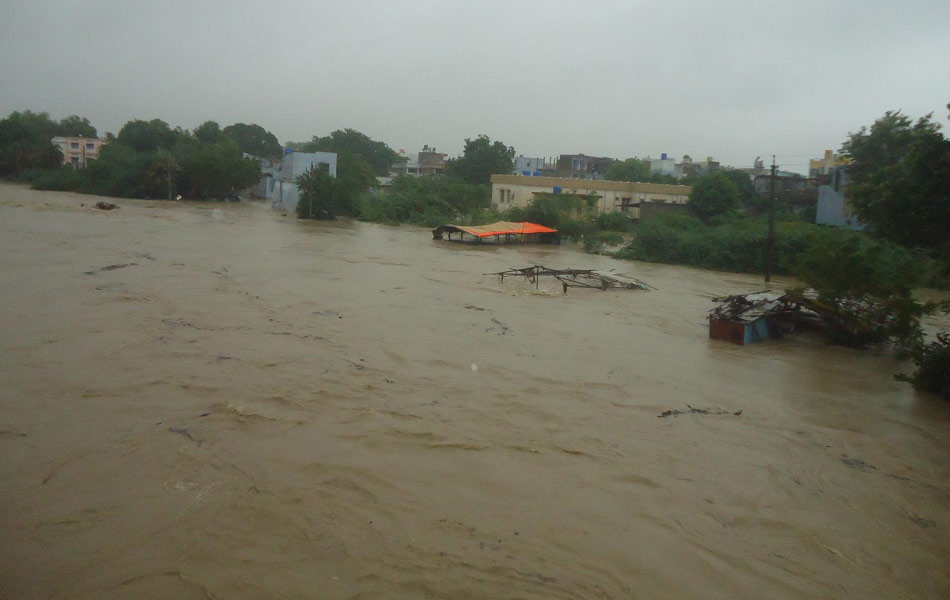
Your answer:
(687, 172), (740, 221)
(604, 158), (649, 182)
(0, 111), (102, 176)
(297, 129), (398, 176)
(117, 119), (182, 153)
(445, 135), (514, 185)
(843, 109), (950, 258)
(222, 123), (282, 160)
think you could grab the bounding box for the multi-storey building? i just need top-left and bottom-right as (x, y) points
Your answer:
(50, 136), (108, 167)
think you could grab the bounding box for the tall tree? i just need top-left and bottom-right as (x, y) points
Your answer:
(193, 120), (223, 144)
(298, 129), (398, 176)
(604, 158), (649, 182)
(687, 172), (740, 222)
(445, 135), (514, 185)
(57, 115), (97, 138)
(117, 119), (180, 152)
(843, 109), (950, 257)
(0, 110), (63, 176)
(222, 123), (281, 159)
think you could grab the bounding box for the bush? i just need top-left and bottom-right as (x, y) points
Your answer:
(31, 167), (85, 191)
(898, 332), (950, 399)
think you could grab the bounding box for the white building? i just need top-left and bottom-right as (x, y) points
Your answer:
(51, 136), (108, 167)
(269, 151), (337, 213)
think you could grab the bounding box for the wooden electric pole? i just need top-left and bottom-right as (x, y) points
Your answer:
(765, 156), (777, 283)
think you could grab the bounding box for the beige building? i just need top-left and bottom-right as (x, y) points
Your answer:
(51, 136), (108, 167)
(809, 149), (848, 178)
(490, 174), (691, 218)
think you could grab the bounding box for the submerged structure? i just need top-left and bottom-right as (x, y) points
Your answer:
(708, 291), (821, 345)
(488, 265), (654, 293)
(432, 221), (559, 244)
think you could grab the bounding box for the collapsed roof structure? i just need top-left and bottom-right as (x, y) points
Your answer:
(488, 265), (654, 293)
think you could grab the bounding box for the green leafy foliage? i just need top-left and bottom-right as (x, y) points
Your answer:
(687, 172), (741, 221)
(356, 175), (491, 227)
(897, 332), (950, 399)
(116, 119), (183, 153)
(222, 123), (281, 159)
(844, 110), (950, 259)
(296, 129), (399, 176)
(445, 135), (514, 185)
(179, 141), (261, 199)
(604, 158), (649, 182)
(0, 111), (67, 176)
(296, 153), (379, 220)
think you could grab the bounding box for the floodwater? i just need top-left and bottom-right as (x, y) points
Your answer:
(1, 183), (948, 600)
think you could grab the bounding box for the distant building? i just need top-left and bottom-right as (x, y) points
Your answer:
(490, 174), (691, 219)
(391, 145), (447, 177)
(513, 155), (554, 175)
(809, 149), (848, 179)
(815, 166), (866, 230)
(269, 150), (337, 213)
(51, 136), (107, 167)
(645, 153), (676, 178)
(552, 154), (615, 180)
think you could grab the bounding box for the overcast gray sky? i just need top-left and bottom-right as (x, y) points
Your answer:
(2, 0), (948, 173)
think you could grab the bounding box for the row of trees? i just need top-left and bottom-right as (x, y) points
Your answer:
(0, 111), (97, 177)
(15, 115), (273, 199)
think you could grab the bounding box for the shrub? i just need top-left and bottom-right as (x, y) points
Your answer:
(897, 332), (950, 398)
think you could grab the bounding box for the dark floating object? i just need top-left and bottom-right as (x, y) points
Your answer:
(658, 405), (743, 418)
(95, 202), (118, 210)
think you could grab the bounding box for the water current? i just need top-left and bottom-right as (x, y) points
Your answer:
(1, 184), (948, 599)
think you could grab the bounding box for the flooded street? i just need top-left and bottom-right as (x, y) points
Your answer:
(2, 183), (949, 599)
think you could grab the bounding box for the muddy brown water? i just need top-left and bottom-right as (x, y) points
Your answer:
(1, 184), (948, 599)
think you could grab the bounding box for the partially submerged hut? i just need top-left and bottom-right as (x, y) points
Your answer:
(432, 221), (559, 244)
(708, 292), (816, 345)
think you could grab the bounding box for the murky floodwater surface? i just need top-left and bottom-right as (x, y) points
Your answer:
(1, 184), (948, 599)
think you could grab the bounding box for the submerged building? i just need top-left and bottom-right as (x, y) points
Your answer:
(268, 151), (337, 213)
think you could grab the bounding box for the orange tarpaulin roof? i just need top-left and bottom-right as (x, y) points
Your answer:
(448, 221), (557, 238)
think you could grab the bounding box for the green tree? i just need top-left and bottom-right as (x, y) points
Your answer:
(296, 166), (340, 219)
(57, 115), (97, 138)
(718, 170), (760, 212)
(604, 158), (649, 182)
(843, 110), (950, 258)
(222, 123), (281, 159)
(179, 141), (260, 199)
(298, 129), (398, 176)
(687, 172), (740, 221)
(0, 110), (64, 176)
(117, 119), (180, 153)
(445, 135), (514, 185)
(193, 120), (223, 144)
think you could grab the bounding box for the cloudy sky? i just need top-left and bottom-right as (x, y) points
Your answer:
(1, 0), (948, 173)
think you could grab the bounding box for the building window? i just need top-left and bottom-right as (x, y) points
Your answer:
(86, 143), (95, 150)
(71, 143), (79, 149)
(70, 156), (79, 164)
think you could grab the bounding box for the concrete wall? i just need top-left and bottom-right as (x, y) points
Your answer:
(815, 168), (866, 230)
(490, 174), (691, 217)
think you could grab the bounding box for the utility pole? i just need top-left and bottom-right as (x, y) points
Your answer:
(765, 155), (777, 283)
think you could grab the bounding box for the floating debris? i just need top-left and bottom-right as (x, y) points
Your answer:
(657, 405), (743, 418)
(487, 265), (654, 293)
(95, 201), (118, 210)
